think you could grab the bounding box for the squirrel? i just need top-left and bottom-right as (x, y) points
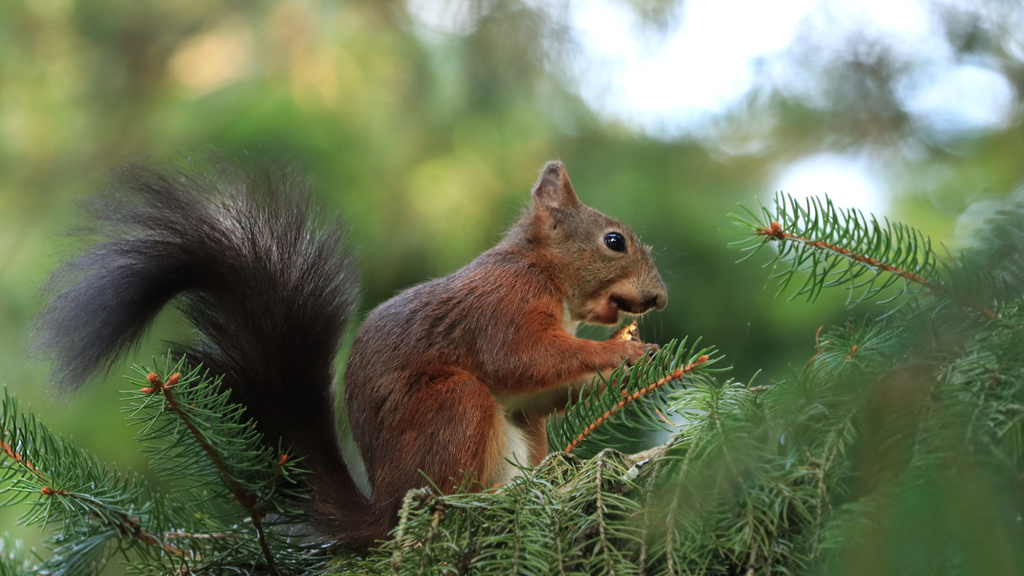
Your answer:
(34, 158), (667, 546)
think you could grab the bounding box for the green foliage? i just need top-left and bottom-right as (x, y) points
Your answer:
(942, 203), (1024, 313)
(349, 450), (648, 576)
(4, 196), (1024, 574)
(0, 358), (331, 576)
(124, 359), (306, 514)
(0, 388), (155, 575)
(546, 338), (725, 459)
(730, 193), (941, 307)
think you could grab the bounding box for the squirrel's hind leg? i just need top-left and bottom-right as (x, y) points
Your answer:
(370, 371), (505, 523)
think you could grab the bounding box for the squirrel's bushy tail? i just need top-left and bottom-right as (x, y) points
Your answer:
(35, 159), (384, 544)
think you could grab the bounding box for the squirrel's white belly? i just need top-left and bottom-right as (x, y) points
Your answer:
(489, 406), (533, 485)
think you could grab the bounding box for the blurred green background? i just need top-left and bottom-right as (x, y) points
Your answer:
(0, 0), (1022, 559)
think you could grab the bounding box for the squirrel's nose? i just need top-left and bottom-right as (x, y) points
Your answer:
(644, 291), (667, 311)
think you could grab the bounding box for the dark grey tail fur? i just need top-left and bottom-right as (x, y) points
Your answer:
(35, 159), (385, 545)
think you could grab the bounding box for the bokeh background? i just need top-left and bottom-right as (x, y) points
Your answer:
(1, 0), (1022, 558)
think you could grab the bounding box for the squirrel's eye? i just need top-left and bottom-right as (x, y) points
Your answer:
(604, 232), (627, 253)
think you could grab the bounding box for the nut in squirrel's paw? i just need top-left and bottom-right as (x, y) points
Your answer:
(609, 320), (659, 360)
(610, 320), (640, 342)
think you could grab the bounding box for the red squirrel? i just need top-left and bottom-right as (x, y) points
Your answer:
(35, 159), (667, 546)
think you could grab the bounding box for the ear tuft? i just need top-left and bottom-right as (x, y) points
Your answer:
(531, 161), (580, 211)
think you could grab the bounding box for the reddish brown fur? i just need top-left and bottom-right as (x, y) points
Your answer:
(341, 162), (667, 541)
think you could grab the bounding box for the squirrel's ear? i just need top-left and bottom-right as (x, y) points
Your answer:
(531, 161), (580, 212)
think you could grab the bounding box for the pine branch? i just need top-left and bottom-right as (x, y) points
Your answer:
(0, 389), (175, 574)
(137, 368), (283, 575)
(565, 353), (711, 453)
(731, 193), (941, 308)
(122, 356), (326, 575)
(0, 354), (334, 575)
(547, 338), (725, 458)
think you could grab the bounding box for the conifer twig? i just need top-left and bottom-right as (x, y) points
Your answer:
(564, 354), (710, 453)
(143, 371), (281, 576)
(1, 411), (183, 557)
(0, 439), (43, 479)
(708, 388), (758, 573)
(731, 193), (942, 308)
(754, 219), (999, 318)
(755, 220), (937, 289)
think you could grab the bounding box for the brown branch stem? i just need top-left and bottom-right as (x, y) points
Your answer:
(756, 221), (936, 287)
(756, 221), (999, 318)
(147, 372), (282, 576)
(0, 438), (44, 480)
(1, 429), (182, 556)
(564, 354), (710, 453)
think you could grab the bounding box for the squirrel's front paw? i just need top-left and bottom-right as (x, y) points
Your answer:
(606, 338), (650, 366)
(607, 320), (658, 366)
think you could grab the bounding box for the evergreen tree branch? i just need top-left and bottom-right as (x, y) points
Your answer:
(731, 193), (941, 308)
(593, 450), (615, 576)
(0, 537), (32, 576)
(565, 352), (711, 453)
(139, 370), (283, 576)
(548, 338), (725, 458)
(122, 358), (327, 575)
(755, 219), (937, 289)
(0, 389), (182, 573)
